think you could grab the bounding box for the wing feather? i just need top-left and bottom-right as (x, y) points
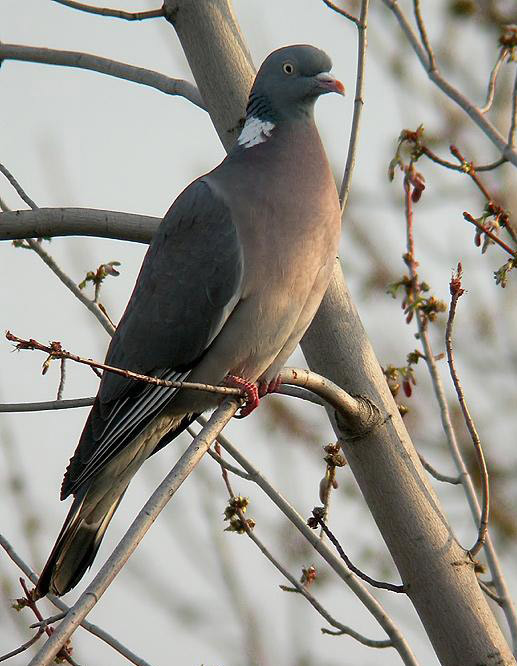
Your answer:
(61, 179), (244, 498)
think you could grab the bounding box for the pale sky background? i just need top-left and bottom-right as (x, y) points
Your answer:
(1, 1), (516, 665)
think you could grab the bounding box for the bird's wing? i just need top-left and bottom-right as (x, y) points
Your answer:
(61, 178), (244, 498)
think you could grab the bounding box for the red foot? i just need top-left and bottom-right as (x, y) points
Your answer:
(224, 375), (260, 418)
(258, 375), (282, 398)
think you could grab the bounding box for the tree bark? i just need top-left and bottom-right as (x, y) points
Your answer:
(165, 1), (516, 664)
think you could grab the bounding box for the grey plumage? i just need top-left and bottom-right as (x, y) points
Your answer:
(36, 44), (344, 598)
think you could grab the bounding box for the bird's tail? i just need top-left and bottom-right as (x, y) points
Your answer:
(35, 488), (124, 598)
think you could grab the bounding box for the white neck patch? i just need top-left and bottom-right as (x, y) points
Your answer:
(238, 116), (275, 148)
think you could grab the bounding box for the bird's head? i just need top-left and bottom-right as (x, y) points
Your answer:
(246, 44), (344, 123)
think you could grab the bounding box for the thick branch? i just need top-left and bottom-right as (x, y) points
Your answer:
(29, 400), (239, 666)
(0, 208), (159, 243)
(0, 43), (205, 110)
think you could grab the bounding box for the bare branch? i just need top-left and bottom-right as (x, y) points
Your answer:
(412, 0), (436, 72)
(479, 49), (508, 114)
(0, 164), (115, 334)
(309, 509), (405, 593)
(445, 266), (489, 557)
(321, 0), (360, 26)
(51, 0), (164, 20)
(0, 628), (45, 663)
(339, 0), (369, 212)
(199, 419), (420, 666)
(215, 447), (392, 649)
(0, 208), (159, 243)
(463, 212), (516, 258)
(479, 580), (505, 607)
(0, 533), (154, 666)
(278, 367), (383, 437)
(0, 43), (205, 110)
(381, 0), (517, 167)
(0, 397), (95, 412)
(28, 400), (239, 666)
(509, 66), (517, 147)
(56, 359), (66, 400)
(400, 169), (517, 648)
(6, 332), (242, 399)
(418, 453), (462, 485)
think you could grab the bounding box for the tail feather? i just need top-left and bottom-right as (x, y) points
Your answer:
(35, 491), (124, 598)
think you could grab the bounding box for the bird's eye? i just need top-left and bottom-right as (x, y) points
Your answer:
(282, 62), (294, 75)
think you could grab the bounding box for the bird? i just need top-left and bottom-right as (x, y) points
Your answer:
(35, 44), (344, 598)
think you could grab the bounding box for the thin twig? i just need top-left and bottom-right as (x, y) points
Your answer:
(509, 67), (517, 147)
(28, 401), (239, 666)
(214, 442), (392, 649)
(0, 163), (115, 334)
(321, 0), (360, 26)
(30, 613), (67, 629)
(479, 49), (508, 114)
(463, 212), (516, 257)
(413, 0), (436, 72)
(0, 533), (154, 666)
(400, 166), (517, 649)
(0, 628), (44, 663)
(56, 359), (66, 400)
(381, 0), (517, 166)
(310, 510), (405, 593)
(17, 579), (75, 665)
(478, 580), (504, 607)
(445, 266), (489, 557)
(474, 157), (507, 172)
(0, 44), (205, 110)
(418, 453), (462, 485)
(5, 332), (242, 399)
(51, 0), (164, 20)
(339, 0), (369, 211)
(197, 418), (419, 666)
(197, 434), (253, 481)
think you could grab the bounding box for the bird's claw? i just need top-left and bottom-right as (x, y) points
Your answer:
(258, 375), (282, 398)
(224, 375), (260, 418)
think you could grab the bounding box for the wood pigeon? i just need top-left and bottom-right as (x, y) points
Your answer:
(35, 44), (344, 598)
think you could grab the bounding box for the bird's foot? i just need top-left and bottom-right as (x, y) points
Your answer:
(224, 375), (260, 418)
(258, 375), (282, 398)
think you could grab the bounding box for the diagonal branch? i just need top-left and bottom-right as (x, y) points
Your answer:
(0, 164), (115, 334)
(0, 533), (154, 666)
(201, 420), (419, 666)
(381, 0), (517, 167)
(28, 400), (239, 666)
(0, 43), (205, 110)
(214, 445), (393, 649)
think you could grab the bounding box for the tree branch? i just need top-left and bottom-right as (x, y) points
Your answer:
(200, 419), (419, 666)
(0, 208), (159, 243)
(337, 0), (369, 211)
(0, 534), (154, 666)
(28, 400), (239, 666)
(0, 164), (116, 334)
(214, 445), (393, 649)
(0, 397), (95, 412)
(51, 0), (164, 20)
(381, 0), (517, 167)
(445, 266), (489, 558)
(0, 43), (205, 110)
(6, 331), (242, 399)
